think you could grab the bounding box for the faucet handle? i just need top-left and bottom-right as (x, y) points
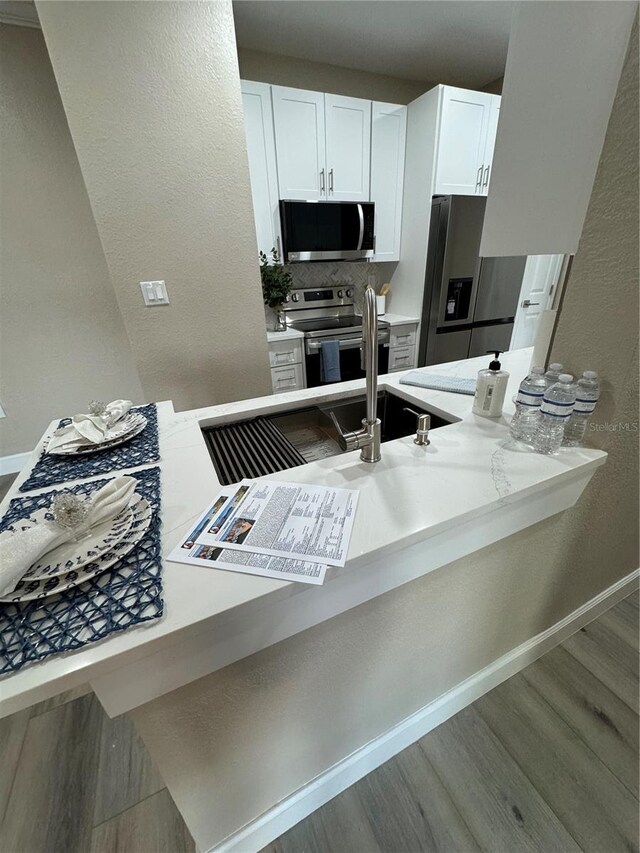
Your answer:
(328, 411), (360, 452)
(403, 407), (431, 446)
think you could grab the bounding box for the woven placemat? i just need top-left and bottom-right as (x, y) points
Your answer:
(19, 404), (159, 493)
(0, 467), (163, 676)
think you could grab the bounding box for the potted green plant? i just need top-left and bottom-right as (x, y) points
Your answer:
(260, 248), (293, 331)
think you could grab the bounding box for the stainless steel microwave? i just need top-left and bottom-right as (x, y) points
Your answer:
(279, 200), (375, 262)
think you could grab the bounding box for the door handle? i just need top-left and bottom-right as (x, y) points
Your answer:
(482, 165), (490, 188)
(329, 168), (334, 194)
(476, 165), (483, 191)
(522, 300), (540, 307)
(320, 168), (325, 194)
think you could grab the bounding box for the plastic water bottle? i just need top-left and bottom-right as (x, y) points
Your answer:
(510, 367), (546, 444)
(532, 374), (576, 455)
(544, 362), (564, 388)
(563, 371), (600, 446)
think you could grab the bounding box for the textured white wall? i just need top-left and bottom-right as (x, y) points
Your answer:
(36, 0), (271, 411)
(133, 21), (638, 848)
(238, 47), (432, 105)
(0, 24), (143, 456)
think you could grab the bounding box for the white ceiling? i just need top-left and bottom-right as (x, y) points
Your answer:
(233, 1), (514, 88)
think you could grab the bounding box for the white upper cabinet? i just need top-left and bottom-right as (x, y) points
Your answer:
(370, 102), (407, 262)
(434, 86), (501, 196)
(241, 81), (281, 256)
(271, 86), (326, 201)
(324, 95), (371, 202)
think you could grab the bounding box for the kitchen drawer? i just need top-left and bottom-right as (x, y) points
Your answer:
(389, 324), (417, 349)
(271, 363), (304, 393)
(388, 345), (416, 372)
(268, 338), (303, 368)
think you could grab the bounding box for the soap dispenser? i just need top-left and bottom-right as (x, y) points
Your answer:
(472, 351), (510, 418)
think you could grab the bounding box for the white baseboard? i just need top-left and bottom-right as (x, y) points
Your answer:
(0, 452), (30, 476)
(212, 567), (640, 853)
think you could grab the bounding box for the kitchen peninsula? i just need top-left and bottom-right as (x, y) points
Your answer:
(0, 348), (613, 852)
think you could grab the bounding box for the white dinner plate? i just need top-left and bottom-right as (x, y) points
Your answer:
(46, 413), (147, 456)
(0, 495), (153, 603)
(19, 504), (135, 581)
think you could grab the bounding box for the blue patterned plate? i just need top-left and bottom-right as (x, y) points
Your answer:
(0, 496), (152, 603)
(0, 503), (134, 582)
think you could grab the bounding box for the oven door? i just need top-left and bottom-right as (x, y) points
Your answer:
(280, 200), (375, 262)
(305, 336), (389, 387)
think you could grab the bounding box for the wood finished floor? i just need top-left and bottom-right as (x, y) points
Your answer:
(0, 591), (637, 853)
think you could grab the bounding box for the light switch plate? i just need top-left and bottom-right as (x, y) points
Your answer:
(140, 280), (170, 306)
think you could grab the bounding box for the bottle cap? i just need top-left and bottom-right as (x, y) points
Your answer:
(559, 373), (574, 383)
(583, 370), (598, 379)
(486, 350), (502, 370)
(531, 367), (544, 374)
(548, 363), (563, 371)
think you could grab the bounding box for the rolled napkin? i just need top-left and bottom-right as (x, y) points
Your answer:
(0, 475), (137, 597)
(47, 399), (133, 453)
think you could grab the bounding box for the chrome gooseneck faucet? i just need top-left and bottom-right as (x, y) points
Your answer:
(330, 285), (381, 463)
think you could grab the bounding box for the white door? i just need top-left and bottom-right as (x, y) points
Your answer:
(370, 102), (407, 262)
(272, 86), (326, 200)
(480, 95), (501, 195)
(325, 94), (371, 202)
(510, 254), (564, 349)
(434, 86), (493, 196)
(241, 81), (281, 257)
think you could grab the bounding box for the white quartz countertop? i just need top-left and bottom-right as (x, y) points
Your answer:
(266, 327), (304, 343)
(0, 348), (607, 715)
(380, 312), (420, 326)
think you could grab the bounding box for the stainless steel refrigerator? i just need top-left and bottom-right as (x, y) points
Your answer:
(417, 196), (526, 366)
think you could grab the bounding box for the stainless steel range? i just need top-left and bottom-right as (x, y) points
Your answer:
(283, 287), (390, 387)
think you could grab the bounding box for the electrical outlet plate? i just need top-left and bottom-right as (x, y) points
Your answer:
(140, 280), (170, 306)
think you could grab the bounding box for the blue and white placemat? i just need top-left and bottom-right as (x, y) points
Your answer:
(19, 403), (159, 493)
(0, 467), (163, 676)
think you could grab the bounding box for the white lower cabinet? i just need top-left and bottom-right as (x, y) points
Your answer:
(386, 321), (418, 373)
(267, 336), (306, 392)
(271, 363), (305, 393)
(388, 345), (416, 372)
(268, 337), (303, 368)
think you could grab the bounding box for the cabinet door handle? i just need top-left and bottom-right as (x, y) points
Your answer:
(320, 168), (325, 193)
(274, 351), (294, 362)
(476, 165), (483, 190)
(329, 168), (334, 193)
(482, 165), (490, 188)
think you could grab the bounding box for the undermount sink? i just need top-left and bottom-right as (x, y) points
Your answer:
(201, 390), (455, 486)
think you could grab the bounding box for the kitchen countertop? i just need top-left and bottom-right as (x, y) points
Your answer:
(266, 327), (305, 343)
(0, 348), (607, 717)
(380, 312), (421, 326)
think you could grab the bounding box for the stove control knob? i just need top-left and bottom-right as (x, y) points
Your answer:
(346, 288), (353, 298)
(291, 293), (300, 303)
(284, 295), (290, 303)
(337, 289), (344, 299)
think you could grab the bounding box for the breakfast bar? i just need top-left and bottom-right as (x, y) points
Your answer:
(0, 348), (611, 851)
